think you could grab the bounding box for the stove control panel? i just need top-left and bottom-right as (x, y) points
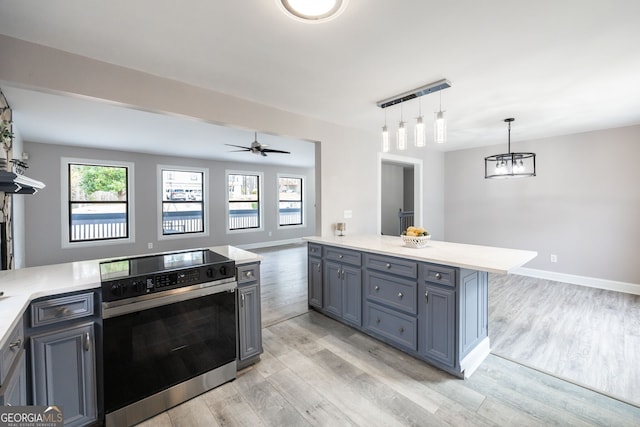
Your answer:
(102, 260), (235, 303)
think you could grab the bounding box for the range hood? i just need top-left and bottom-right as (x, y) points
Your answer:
(0, 170), (45, 194)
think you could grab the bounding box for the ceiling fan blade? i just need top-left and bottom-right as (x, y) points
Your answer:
(225, 144), (251, 151)
(261, 148), (291, 154)
(260, 151), (268, 157)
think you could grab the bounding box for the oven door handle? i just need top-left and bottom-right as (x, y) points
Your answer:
(102, 281), (237, 319)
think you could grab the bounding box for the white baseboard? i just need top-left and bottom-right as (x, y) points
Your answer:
(513, 267), (640, 296)
(236, 238), (305, 250)
(461, 337), (491, 379)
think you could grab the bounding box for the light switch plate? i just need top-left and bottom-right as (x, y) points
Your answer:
(343, 210), (352, 219)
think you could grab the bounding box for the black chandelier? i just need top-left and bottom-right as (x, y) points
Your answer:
(485, 118), (536, 179)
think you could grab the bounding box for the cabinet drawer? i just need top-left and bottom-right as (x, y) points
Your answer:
(308, 243), (322, 257)
(365, 303), (417, 351)
(365, 254), (417, 278)
(31, 292), (95, 328)
(1, 318), (24, 386)
(366, 271), (417, 314)
(237, 263), (260, 285)
(323, 246), (361, 266)
(422, 264), (456, 287)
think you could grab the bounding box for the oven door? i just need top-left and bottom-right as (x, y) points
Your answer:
(102, 282), (237, 415)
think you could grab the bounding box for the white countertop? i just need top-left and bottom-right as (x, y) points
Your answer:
(304, 235), (537, 274)
(0, 246), (262, 348)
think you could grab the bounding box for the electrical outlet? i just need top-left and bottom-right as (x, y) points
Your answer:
(550, 254), (557, 263)
(148, 242), (153, 249)
(344, 210), (352, 219)
(268, 231), (272, 237)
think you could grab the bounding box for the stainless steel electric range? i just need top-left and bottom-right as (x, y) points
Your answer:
(99, 249), (237, 427)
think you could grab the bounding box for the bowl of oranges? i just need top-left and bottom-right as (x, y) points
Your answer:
(401, 226), (430, 248)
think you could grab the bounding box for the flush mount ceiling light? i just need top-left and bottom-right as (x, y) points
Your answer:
(485, 118), (536, 179)
(278, 0), (349, 23)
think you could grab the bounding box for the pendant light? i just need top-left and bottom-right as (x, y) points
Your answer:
(414, 98), (426, 147)
(484, 118), (536, 179)
(434, 92), (446, 144)
(381, 109), (390, 153)
(397, 104), (407, 150)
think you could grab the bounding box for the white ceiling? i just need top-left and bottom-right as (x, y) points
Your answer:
(1, 0), (639, 165)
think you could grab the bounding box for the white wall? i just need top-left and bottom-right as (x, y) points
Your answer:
(0, 36), (384, 238)
(22, 141), (315, 266)
(445, 125), (640, 285)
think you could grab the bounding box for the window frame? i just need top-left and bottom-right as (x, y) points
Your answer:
(157, 165), (209, 240)
(226, 170), (264, 233)
(277, 174), (305, 228)
(61, 157), (135, 248)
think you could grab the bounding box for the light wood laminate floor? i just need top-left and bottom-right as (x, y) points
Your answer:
(135, 243), (640, 425)
(489, 273), (640, 406)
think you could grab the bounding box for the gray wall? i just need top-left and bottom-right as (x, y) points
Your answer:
(381, 163), (404, 235)
(23, 141), (315, 267)
(445, 124), (640, 284)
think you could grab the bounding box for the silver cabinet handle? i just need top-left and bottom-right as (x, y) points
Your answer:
(9, 338), (22, 351)
(241, 293), (245, 307)
(376, 318), (381, 324)
(245, 270), (253, 278)
(398, 292), (403, 299)
(338, 254), (344, 259)
(57, 306), (71, 317)
(374, 285), (380, 291)
(316, 263), (321, 272)
(386, 263), (391, 269)
(435, 273), (442, 280)
(84, 332), (90, 352)
(425, 291), (429, 303)
(399, 327), (404, 333)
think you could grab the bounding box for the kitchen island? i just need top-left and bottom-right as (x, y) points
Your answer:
(305, 235), (536, 378)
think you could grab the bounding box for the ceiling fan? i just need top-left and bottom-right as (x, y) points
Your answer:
(225, 132), (291, 157)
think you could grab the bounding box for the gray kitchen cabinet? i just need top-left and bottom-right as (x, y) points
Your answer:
(0, 318), (27, 406)
(308, 244), (323, 309)
(31, 322), (97, 427)
(27, 291), (99, 427)
(237, 263), (263, 369)
(308, 243), (490, 378)
(323, 260), (362, 327)
(419, 282), (456, 367)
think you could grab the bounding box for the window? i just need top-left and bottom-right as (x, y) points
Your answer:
(160, 167), (207, 236)
(278, 176), (303, 226)
(66, 161), (132, 244)
(227, 172), (261, 230)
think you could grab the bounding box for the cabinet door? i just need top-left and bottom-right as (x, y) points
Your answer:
(31, 323), (97, 427)
(308, 257), (323, 309)
(342, 265), (362, 327)
(0, 351), (27, 406)
(238, 284), (263, 361)
(419, 283), (455, 368)
(323, 261), (343, 317)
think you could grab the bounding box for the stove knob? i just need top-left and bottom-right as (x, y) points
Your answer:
(132, 281), (144, 294)
(110, 283), (124, 297)
(219, 265), (228, 276)
(206, 268), (215, 279)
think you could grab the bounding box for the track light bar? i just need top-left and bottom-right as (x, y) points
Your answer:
(376, 79), (451, 109)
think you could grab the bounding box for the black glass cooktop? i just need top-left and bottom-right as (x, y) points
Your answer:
(99, 249), (231, 281)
